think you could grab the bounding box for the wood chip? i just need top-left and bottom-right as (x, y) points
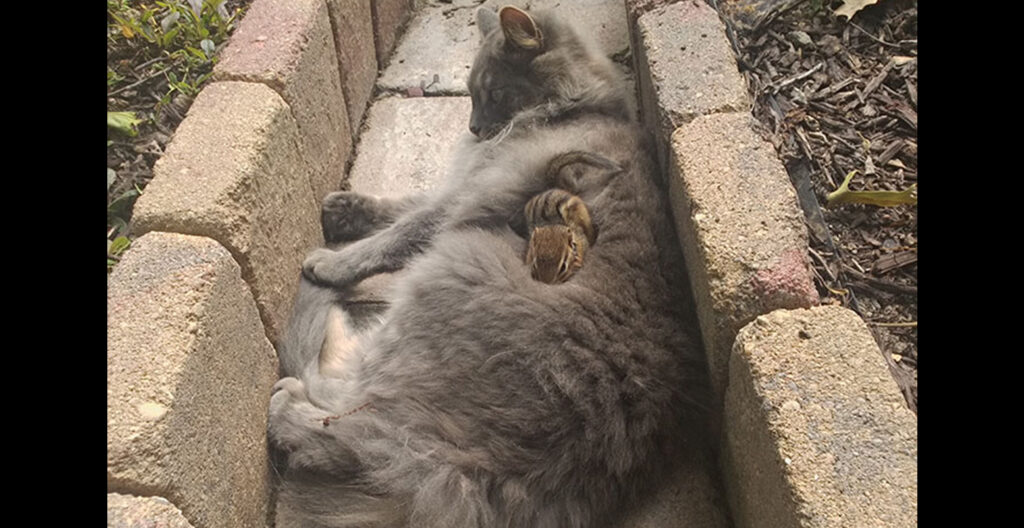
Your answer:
(860, 58), (895, 102)
(877, 140), (904, 164)
(872, 250), (917, 274)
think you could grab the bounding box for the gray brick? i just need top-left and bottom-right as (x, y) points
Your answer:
(348, 96), (472, 199)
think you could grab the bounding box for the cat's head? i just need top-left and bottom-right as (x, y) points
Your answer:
(467, 5), (630, 139)
(526, 225), (586, 284)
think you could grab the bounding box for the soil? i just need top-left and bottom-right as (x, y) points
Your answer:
(716, 0), (918, 413)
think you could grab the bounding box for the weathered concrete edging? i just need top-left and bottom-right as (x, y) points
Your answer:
(110, 1), (415, 526)
(628, 1), (917, 527)
(722, 306), (918, 527)
(107, 232), (278, 528)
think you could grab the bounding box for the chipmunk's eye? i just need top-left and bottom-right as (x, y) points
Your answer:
(490, 88), (506, 103)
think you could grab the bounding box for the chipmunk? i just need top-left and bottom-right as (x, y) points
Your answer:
(524, 188), (596, 284)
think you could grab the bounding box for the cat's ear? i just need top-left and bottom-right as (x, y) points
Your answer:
(499, 6), (543, 51)
(476, 7), (500, 41)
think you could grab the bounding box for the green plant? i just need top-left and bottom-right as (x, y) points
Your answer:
(108, 111), (143, 136)
(108, 1), (239, 101)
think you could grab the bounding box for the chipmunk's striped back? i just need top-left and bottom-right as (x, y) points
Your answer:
(524, 188), (595, 284)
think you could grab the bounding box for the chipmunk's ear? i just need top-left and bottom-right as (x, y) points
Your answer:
(476, 7), (500, 41)
(499, 6), (543, 51)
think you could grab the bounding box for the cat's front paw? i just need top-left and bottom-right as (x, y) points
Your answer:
(322, 191), (385, 244)
(302, 247), (359, 288)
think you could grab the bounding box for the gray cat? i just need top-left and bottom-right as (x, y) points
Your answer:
(269, 6), (705, 527)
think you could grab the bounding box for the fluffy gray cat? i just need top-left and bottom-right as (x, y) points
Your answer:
(269, 6), (705, 527)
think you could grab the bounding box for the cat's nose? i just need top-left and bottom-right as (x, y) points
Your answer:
(469, 124), (481, 136)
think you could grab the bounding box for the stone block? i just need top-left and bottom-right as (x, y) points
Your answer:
(215, 0), (352, 200)
(107, 494), (194, 528)
(107, 232), (279, 528)
(634, 0), (750, 172)
(347, 95), (472, 199)
(668, 112), (817, 399)
(132, 81), (321, 344)
(721, 306), (917, 528)
(379, 1), (629, 95)
(327, 0), (378, 132)
(373, 0), (415, 65)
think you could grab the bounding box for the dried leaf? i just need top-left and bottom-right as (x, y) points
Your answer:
(834, 0), (880, 19)
(827, 171), (918, 207)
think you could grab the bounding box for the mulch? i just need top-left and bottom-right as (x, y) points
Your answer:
(717, 0), (918, 413)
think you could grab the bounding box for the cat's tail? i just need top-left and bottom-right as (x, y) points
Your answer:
(278, 276), (341, 378)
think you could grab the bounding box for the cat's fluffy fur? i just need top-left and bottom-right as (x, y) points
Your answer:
(269, 6), (705, 527)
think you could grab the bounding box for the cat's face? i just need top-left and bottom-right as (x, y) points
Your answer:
(467, 6), (553, 138)
(526, 225), (585, 284)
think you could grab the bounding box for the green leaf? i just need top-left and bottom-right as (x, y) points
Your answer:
(109, 236), (132, 257)
(162, 26), (180, 48)
(108, 168), (116, 190)
(108, 187), (141, 219)
(107, 111), (142, 136)
(200, 38), (215, 56)
(186, 46), (207, 61)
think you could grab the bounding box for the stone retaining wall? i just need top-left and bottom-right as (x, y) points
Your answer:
(107, 1), (916, 526)
(630, 1), (917, 526)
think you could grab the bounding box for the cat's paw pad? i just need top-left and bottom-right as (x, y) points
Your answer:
(322, 191), (382, 243)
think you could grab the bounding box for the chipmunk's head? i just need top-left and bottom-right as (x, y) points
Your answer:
(526, 225), (586, 284)
(467, 5), (628, 138)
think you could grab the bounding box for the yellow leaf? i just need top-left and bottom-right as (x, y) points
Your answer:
(834, 0), (880, 19)
(120, 24), (134, 39)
